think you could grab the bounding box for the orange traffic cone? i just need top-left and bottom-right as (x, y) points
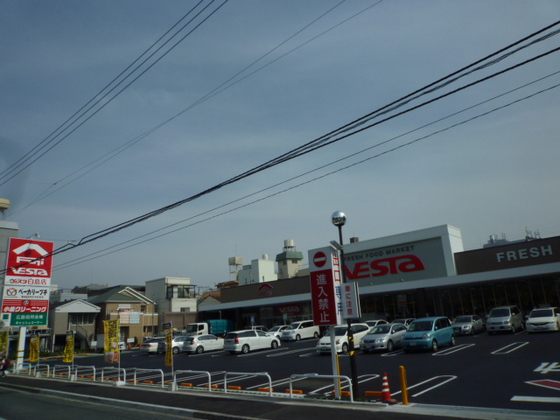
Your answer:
(381, 372), (398, 404)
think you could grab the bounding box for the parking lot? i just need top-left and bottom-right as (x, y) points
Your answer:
(29, 329), (560, 412)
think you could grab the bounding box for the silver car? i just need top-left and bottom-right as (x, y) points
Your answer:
(183, 334), (224, 354)
(486, 306), (524, 334)
(224, 329), (280, 354)
(452, 315), (485, 335)
(360, 323), (407, 353)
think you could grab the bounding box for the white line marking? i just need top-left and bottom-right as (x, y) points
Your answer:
(491, 342), (529, 355)
(433, 343), (475, 356)
(511, 396), (560, 403)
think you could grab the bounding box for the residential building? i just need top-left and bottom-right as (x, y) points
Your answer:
(238, 254), (277, 285)
(50, 299), (100, 351)
(144, 277), (197, 331)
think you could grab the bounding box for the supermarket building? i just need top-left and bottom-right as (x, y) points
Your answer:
(199, 225), (560, 328)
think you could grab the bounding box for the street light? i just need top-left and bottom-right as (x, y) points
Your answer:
(331, 211), (359, 397)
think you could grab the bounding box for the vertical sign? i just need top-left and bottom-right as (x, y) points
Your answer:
(2, 238), (54, 327)
(341, 282), (361, 320)
(62, 331), (74, 363)
(308, 246), (342, 326)
(103, 319), (120, 364)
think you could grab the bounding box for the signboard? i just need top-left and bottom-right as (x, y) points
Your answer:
(2, 238), (54, 327)
(308, 246), (342, 326)
(341, 282), (361, 320)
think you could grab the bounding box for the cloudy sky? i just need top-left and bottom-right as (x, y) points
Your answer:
(1, 1), (559, 292)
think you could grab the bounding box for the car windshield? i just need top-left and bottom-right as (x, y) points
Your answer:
(393, 319), (406, 324)
(269, 326), (281, 332)
(287, 323), (300, 330)
(333, 326), (348, 336)
(489, 308), (510, 317)
(530, 309), (553, 318)
(224, 333), (237, 339)
(408, 321), (433, 332)
(455, 316), (472, 323)
(369, 325), (390, 334)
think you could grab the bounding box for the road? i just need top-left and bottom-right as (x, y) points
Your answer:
(17, 329), (560, 414)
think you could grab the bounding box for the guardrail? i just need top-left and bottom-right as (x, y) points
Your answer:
(173, 370), (215, 391)
(225, 371), (272, 396)
(289, 373), (353, 402)
(131, 368), (164, 388)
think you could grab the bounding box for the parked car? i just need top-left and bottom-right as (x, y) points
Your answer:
(486, 306), (524, 334)
(360, 323), (407, 353)
(316, 323), (370, 354)
(402, 317), (455, 352)
(526, 307), (560, 333)
(452, 315), (485, 335)
(392, 318), (415, 328)
(141, 337), (166, 354)
(245, 325), (269, 332)
(170, 335), (194, 354)
(268, 325), (289, 339)
(281, 320), (320, 341)
(183, 334), (225, 354)
(364, 319), (389, 328)
(224, 329), (280, 354)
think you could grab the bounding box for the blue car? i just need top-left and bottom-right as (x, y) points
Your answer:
(402, 317), (455, 352)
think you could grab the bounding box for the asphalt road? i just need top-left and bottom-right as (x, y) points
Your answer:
(12, 329), (560, 418)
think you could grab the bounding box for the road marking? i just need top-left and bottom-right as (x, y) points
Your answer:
(381, 350), (404, 357)
(392, 375), (457, 397)
(491, 342), (529, 355)
(432, 343), (475, 356)
(534, 362), (560, 374)
(267, 347), (315, 357)
(511, 396), (560, 403)
(526, 379), (560, 391)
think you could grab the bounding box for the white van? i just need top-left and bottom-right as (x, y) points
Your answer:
(281, 320), (320, 341)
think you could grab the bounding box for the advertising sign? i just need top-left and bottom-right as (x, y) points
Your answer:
(103, 319), (120, 364)
(63, 331), (74, 363)
(308, 246), (342, 326)
(2, 238), (54, 327)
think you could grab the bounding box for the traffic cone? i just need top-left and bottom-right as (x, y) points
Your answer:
(381, 372), (398, 404)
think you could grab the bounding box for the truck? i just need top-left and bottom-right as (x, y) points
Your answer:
(94, 334), (127, 352)
(185, 319), (234, 337)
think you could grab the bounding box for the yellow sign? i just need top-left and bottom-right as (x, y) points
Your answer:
(0, 331), (8, 357)
(103, 319), (120, 364)
(63, 332), (74, 363)
(164, 328), (173, 367)
(29, 335), (40, 363)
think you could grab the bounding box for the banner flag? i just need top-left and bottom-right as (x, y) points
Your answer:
(164, 328), (173, 367)
(29, 335), (40, 363)
(63, 331), (74, 363)
(103, 319), (120, 364)
(0, 331), (8, 357)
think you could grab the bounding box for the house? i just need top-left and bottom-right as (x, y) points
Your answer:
(49, 299), (100, 351)
(88, 286), (158, 345)
(144, 277), (197, 330)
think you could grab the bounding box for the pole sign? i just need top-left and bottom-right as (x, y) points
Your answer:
(341, 282), (361, 320)
(308, 246), (342, 326)
(1, 238), (54, 327)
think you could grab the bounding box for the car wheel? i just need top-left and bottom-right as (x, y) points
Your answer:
(313, 332), (319, 339)
(511, 324), (516, 334)
(387, 340), (394, 352)
(173, 346), (180, 355)
(431, 340), (439, 352)
(271, 340), (278, 349)
(341, 343), (349, 354)
(362, 349), (369, 354)
(241, 344), (250, 354)
(196, 346), (204, 354)
(296, 334), (301, 341)
(450, 335), (456, 347)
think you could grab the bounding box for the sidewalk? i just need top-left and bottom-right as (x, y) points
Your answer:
(1, 374), (558, 420)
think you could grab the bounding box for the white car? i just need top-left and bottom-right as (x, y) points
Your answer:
(316, 323), (370, 354)
(268, 325), (289, 339)
(281, 320), (320, 341)
(365, 319), (389, 328)
(224, 329), (280, 354)
(360, 323), (407, 353)
(170, 335), (193, 354)
(141, 337), (166, 354)
(183, 334), (224, 354)
(526, 307), (560, 333)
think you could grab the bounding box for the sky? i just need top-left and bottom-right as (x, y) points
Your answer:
(1, 1), (559, 292)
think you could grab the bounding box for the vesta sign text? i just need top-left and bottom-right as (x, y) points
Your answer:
(346, 255), (425, 279)
(10, 267), (49, 276)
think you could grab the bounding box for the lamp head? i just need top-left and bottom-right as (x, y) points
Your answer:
(331, 211), (346, 227)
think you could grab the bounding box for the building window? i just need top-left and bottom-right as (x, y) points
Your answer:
(68, 313), (95, 325)
(180, 307), (191, 312)
(166, 285), (194, 299)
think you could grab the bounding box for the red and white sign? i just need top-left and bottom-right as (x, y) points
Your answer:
(341, 282), (361, 320)
(2, 238), (54, 324)
(5, 238), (54, 281)
(308, 246), (342, 326)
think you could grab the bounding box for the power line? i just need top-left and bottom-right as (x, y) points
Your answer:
(0, 0), (228, 186)
(52, 77), (560, 271)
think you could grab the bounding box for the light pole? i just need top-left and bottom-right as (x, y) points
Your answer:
(331, 211), (359, 397)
